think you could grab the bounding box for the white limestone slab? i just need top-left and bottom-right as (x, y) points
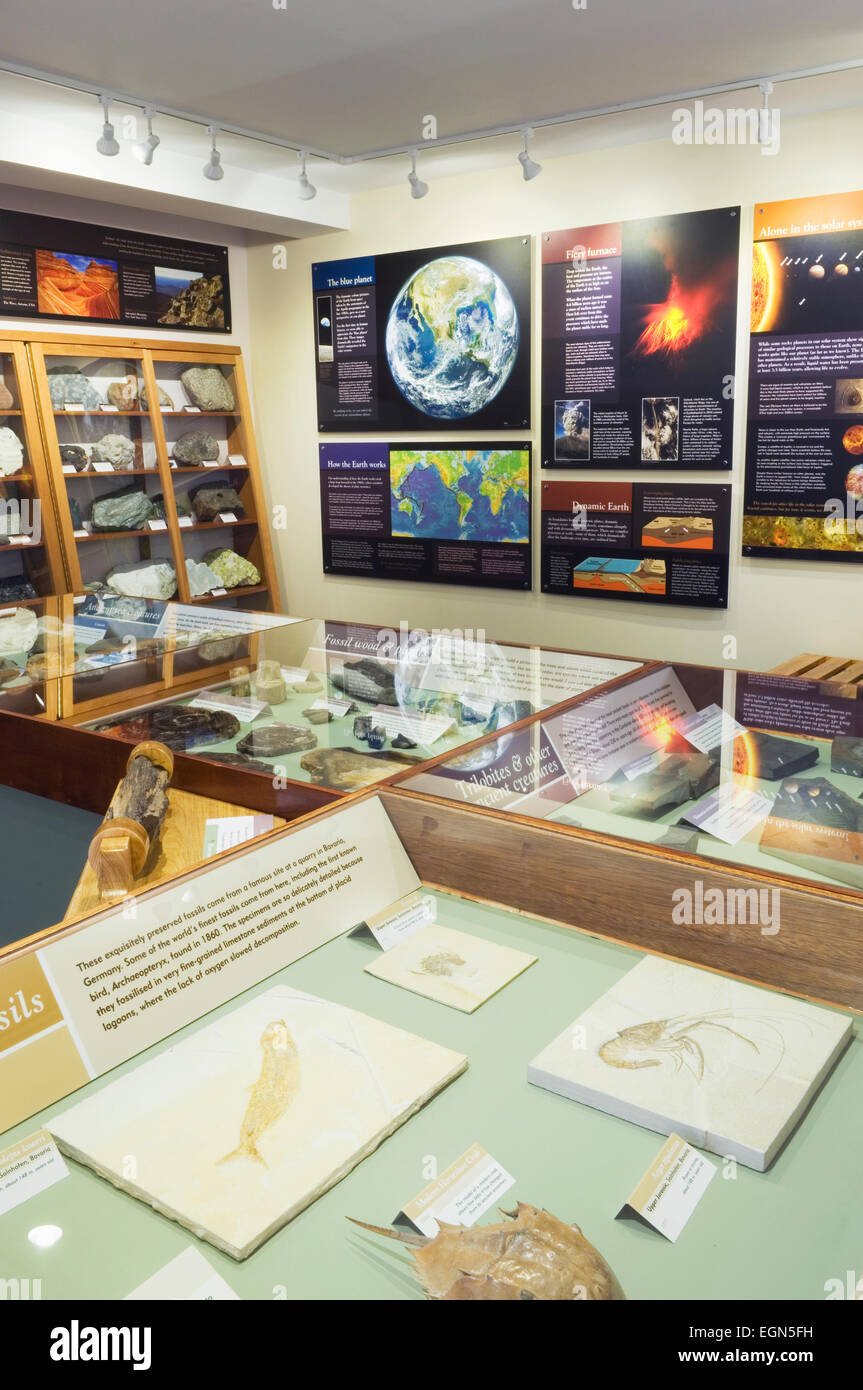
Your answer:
(528, 955), (853, 1171)
(365, 925), (536, 1013)
(49, 986), (467, 1259)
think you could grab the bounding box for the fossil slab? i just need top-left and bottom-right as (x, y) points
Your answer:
(366, 924), (536, 1013)
(300, 746), (420, 790)
(330, 658), (397, 705)
(96, 703), (240, 751)
(528, 955), (852, 1171)
(237, 723), (318, 757)
(48, 986), (467, 1260)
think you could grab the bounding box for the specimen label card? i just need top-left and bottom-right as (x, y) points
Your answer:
(398, 1143), (516, 1237)
(370, 705), (455, 744)
(0, 796), (421, 1133)
(0, 1129), (68, 1215)
(126, 1247), (238, 1301)
(619, 1133), (717, 1242)
(541, 479), (731, 609)
(541, 208), (739, 470)
(684, 783), (773, 844)
(673, 704), (746, 752)
(359, 889), (436, 950)
(203, 815), (275, 858)
(744, 189), (863, 562)
(190, 692), (268, 721)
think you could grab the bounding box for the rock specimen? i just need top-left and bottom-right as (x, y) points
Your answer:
(303, 708), (332, 725)
(0, 576), (36, 602)
(198, 750), (274, 775)
(0, 427), (24, 476)
(367, 727), (387, 750)
(203, 547), (260, 589)
(0, 607), (38, 654)
(237, 724), (318, 757)
(739, 731), (819, 780)
(190, 483), (244, 520)
(764, 775), (863, 833)
(300, 747), (420, 790)
(253, 660), (286, 705)
(107, 375), (139, 411)
(151, 492), (190, 520)
(353, 715), (372, 741)
(292, 674), (322, 695)
(181, 366), (235, 411)
(92, 433), (136, 470)
(196, 634), (243, 663)
(609, 749), (719, 820)
(140, 383), (174, 410)
(331, 658), (397, 705)
(96, 705), (240, 752)
(69, 498), (83, 530)
(393, 732), (417, 750)
(0, 658), (19, 686)
(26, 651), (61, 681)
(106, 560), (177, 601)
(173, 431), (220, 466)
(185, 558), (221, 597)
(47, 372), (102, 409)
(0, 380), (14, 410)
(60, 444), (89, 471)
(159, 274), (226, 330)
(91, 488), (154, 532)
(230, 666), (251, 697)
(832, 737), (863, 778)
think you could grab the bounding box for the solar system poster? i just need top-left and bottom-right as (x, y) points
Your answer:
(0, 208), (230, 331)
(744, 190), (863, 562)
(320, 442), (532, 590)
(541, 207), (740, 469)
(312, 236), (532, 432)
(541, 479), (730, 608)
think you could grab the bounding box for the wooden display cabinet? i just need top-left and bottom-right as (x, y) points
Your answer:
(28, 333), (279, 611)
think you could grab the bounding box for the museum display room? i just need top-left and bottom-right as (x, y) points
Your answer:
(0, 1), (862, 1342)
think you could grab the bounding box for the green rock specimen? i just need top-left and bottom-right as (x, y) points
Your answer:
(203, 547), (260, 589)
(181, 367), (235, 411)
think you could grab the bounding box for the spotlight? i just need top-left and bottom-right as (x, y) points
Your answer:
(758, 80), (774, 146)
(297, 149), (317, 200)
(96, 96), (119, 157)
(408, 150), (428, 199)
(203, 126), (224, 181)
(517, 128), (541, 181)
(132, 106), (160, 166)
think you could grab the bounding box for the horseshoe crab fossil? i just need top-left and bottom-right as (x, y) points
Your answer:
(350, 1202), (626, 1300)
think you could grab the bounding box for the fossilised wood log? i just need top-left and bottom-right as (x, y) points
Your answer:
(88, 742), (175, 896)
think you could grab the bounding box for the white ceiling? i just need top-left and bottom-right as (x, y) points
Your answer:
(2, 0), (863, 156)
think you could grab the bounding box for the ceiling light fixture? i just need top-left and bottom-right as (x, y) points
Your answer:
(132, 105), (160, 165)
(203, 125), (224, 181)
(758, 80), (774, 145)
(297, 149), (317, 200)
(408, 150), (428, 199)
(517, 127), (542, 180)
(95, 95), (119, 157)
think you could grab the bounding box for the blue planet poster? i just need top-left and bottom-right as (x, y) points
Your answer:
(320, 442), (532, 589)
(313, 236), (531, 431)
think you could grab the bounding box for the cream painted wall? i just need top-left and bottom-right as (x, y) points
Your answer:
(246, 106), (863, 670)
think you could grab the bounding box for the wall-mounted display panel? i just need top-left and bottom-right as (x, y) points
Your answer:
(313, 236), (531, 432)
(541, 208), (739, 469)
(320, 442), (531, 589)
(541, 479), (731, 607)
(0, 208), (229, 332)
(743, 189), (863, 560)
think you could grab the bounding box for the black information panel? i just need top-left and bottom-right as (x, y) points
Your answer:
(744, 190), (863, 561)
(320, 441), (531, 590)
(541, 479), (730, 608)
(541, 208), (739, 469)
(313, 236), (531, 431)
(0, 209), (230, 331)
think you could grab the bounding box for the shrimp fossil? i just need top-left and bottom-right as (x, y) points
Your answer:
(349, 1203), (626, 1300)
(598, 1009), (787, 1089)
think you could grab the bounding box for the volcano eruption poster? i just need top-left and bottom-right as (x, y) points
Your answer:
(541, 208), (740, 470)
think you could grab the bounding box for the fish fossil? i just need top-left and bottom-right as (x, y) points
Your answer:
(598, 1010), (786, 1087)
(350, 1203), (625, 1300)
(218, 1020), (300, 1167)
